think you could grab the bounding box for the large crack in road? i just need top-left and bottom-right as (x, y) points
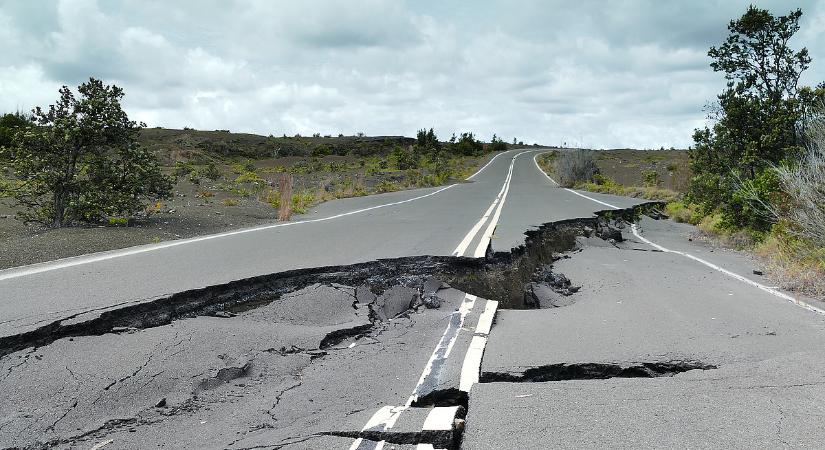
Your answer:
(0, 203), (664, 449)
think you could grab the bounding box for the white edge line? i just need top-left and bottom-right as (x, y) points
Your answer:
(466, 149), (511, 180)
(3, 149), (519, 281)
(532, 152), (823, 317)
(631, 224), (825, 316)
(532, 152), (560, 185)
(0, 184), (456, 282)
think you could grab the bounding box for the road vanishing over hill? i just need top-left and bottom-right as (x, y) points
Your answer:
(1, 148), (824, 449)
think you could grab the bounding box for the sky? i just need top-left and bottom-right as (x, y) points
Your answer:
(1, 1), (823, 149)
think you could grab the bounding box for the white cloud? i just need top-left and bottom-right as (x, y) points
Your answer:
(1, 0), (823, 148)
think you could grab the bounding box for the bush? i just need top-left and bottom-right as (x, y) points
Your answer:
(311, 144), (332, 157)
(665, 202), (702, 225)
(556, 150), (598, 187)
(489, 134), (507, 152)
(452, 132), (484, 156)
(0, 79), (172, 226)
(773, 117), (825, 248)
(641, 169), (661, 187)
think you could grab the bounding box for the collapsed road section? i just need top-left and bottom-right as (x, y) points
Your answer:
(0, 203), (663, 449)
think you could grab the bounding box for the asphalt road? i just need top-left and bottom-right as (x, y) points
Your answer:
(2, 148), (824, 449)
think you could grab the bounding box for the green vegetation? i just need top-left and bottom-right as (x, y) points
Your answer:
(577, 174), (681, 203)
(0, 78), (173, 226)
(683, 7), (825, 296)
(688, 6), (824, 232)
(0, 112), (32, 153)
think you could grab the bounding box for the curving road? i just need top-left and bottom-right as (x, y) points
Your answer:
(2, 148), (824, 449)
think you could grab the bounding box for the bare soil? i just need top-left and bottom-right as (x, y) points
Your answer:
(595, 149), (691, 192)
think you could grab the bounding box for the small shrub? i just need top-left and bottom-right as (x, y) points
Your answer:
(641, 169), (661, 187)
(291, 190), (314, 214)
(665, 202), (701, 224)
(222, 198), (239, 206)
(375, 180), (402, 193)
(697, 212), (725, 235)
(107, 217), (128, 227)
(198, 190), (215, 198)
(311, 144), (332, 157)
(556, 150), (598, 187)
(234, 171), (264, 185)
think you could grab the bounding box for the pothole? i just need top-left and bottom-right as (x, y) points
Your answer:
(480, 361), (717, 383)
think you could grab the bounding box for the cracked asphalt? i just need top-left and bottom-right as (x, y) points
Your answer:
(2, 149), (824, 449)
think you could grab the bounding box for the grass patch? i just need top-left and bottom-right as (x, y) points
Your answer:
(575, 175), (681, 202)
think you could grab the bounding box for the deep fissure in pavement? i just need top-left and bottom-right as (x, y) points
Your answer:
(0, 203), (670, 449)
(0, 203), (663, 359)
(480, 361), (717, 383)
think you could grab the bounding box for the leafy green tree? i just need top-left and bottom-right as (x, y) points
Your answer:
(452, 132), (484, 156)
(416, 128), (440, 151)
(0, 112), (33, 162)
(0, 78), (172, 226)
(689, 6), (824, 231)
(489, 134), (508, 152)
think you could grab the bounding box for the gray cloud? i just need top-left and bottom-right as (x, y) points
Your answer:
(1, 0), (823, 149)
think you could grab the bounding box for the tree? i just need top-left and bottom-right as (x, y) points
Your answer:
(415, 128), (440, 151)
(0, 112), (32, 148)
(489, 134), (508, 152)
(0, 78), (172, 227)
(452, 132), (484, 156)
(688, 6), (824, 231)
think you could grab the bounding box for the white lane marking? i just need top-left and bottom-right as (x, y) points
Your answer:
(443, 294), (478, 359)
(0, 184), (458, 282)
(3, 151), (520, 281)
(89, 440), (114, 450)
(459, 335), (488, 392)
(362, 405), (398, 430)
(474, 300), (498, 336)
(532, 153), (621, 209)
(409, 294), (477, 405)
(353, 153), (526, 445)
(452, 184), (506, 256)
(422, 406), (461, 431)
(472, 151), (531, 257)
(356, 294), (478, 438)
(349, 439), (385, 450)
(532, 152), (559, 185)
(631, 224), (825, 316)
(466, 150), (512, 180)
(532, 154), (824, 317)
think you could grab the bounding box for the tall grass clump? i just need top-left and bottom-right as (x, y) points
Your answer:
(773, 115), (825, 249)
(555, 150), (598, 188)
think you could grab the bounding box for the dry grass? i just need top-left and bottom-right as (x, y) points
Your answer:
(755, 233), (825, 300)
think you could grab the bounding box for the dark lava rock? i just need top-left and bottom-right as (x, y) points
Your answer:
(597, 227), (624, 242)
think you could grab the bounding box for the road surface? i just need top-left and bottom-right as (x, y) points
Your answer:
(1, 148), (824, 449)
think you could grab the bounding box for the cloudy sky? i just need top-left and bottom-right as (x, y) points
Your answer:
(1, 1), (823, 148)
